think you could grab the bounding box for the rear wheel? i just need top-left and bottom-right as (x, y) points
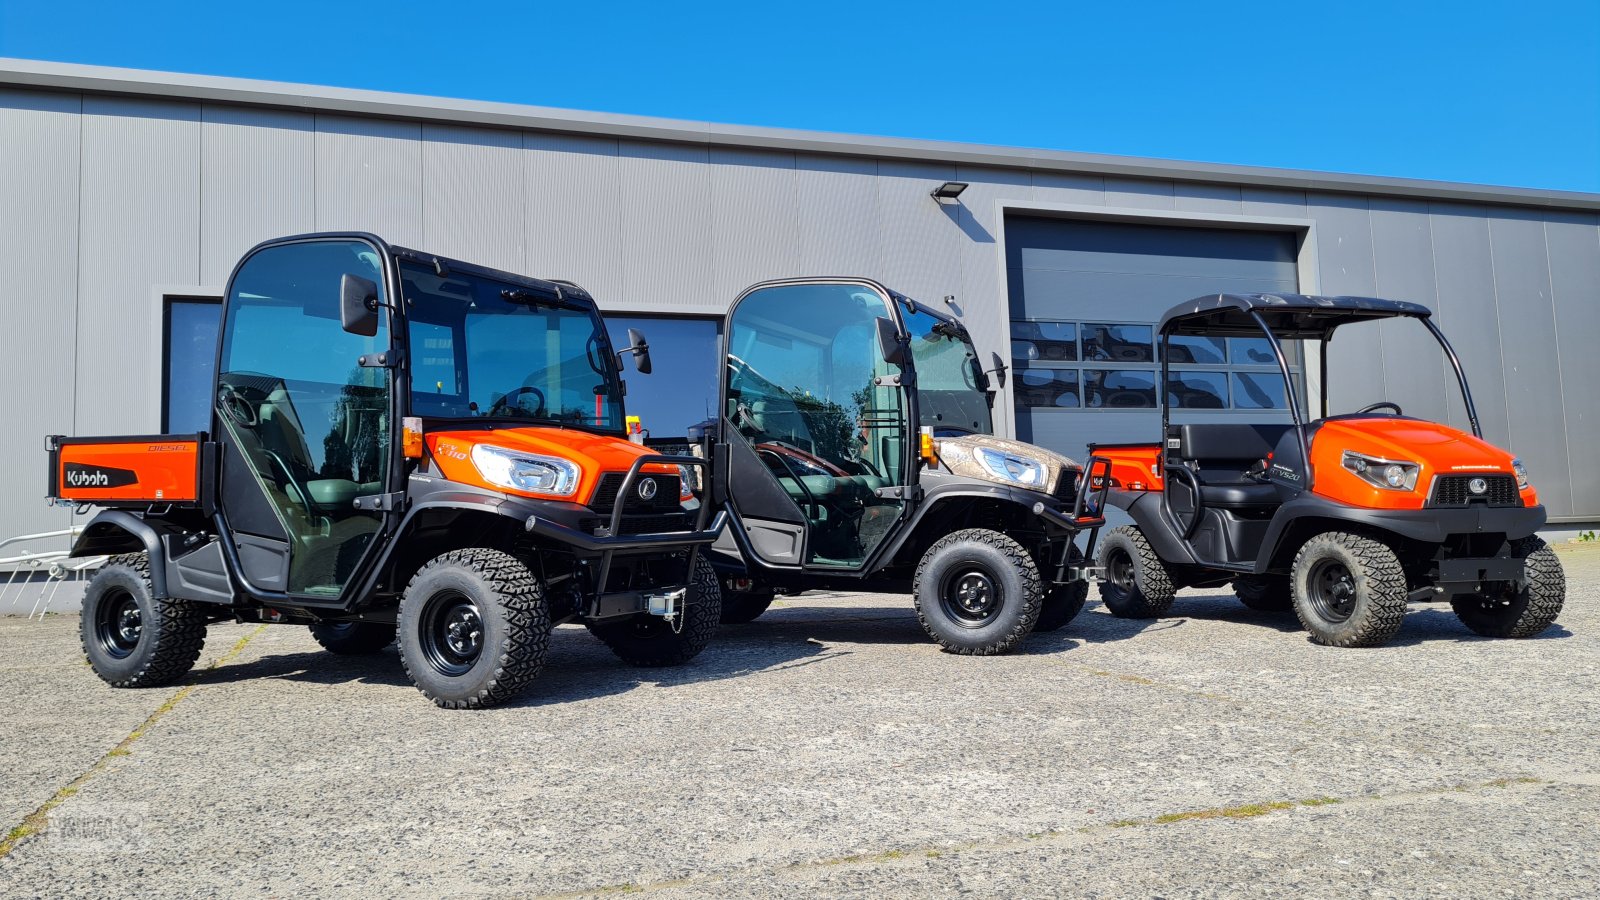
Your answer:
(1234, 574), (1294, 612)
(1451, 536), (1565, 638)
(1096, 527), (1176, 619)
(914, 528), (1042, 655)
(398, 549), (550, 709)
(309, 621), (396, 655)
(79, 553), (208, 688)
(589, 555), (722, 666)
(1291, 532), (1406, 647)
(718, 578), (775, 625)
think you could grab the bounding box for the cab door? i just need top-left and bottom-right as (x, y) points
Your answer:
(720, 280), (910, 569)
(212, 238), (397, 602)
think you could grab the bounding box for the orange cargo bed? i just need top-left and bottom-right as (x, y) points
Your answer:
(47, 434), (209, 508)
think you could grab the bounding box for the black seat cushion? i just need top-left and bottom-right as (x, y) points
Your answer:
(1199, 481), (1280, 508)
(1175, 423), (1293, 462)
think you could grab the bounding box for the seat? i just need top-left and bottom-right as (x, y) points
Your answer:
(1173, 423), (1292, 510)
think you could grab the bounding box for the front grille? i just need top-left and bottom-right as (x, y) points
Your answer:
(1429, 474), (1521, 508)
(586, 472), (687, 534)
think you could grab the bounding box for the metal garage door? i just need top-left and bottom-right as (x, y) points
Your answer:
(1005, 216), (1300, 461)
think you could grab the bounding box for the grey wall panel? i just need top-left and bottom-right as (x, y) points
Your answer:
(76, 96), (200, 435)
(955, 165), (1032, 435)
(314, 115), (423, 246)
(794, 155), (880, 279)
(1174, 182), (1243, 214)
(421, 124), (523, 273)
(1240, 188), (1307, 218)
(1427, 203), (1512, 444)
(876, 159), (962, 304)
(1488, 212), (1572, 517)
(1545, 215), (1600, 515)
(709, 148), (800, 303)
(523, 133), (623, 303)
(1104, 176), (1175, 210)
(1305, 194), (1386, 411)
(200, 105), (314, 284)
(1367, 199), (1448, 421)
(1031, 172), (1104, 206)
(616, 140), (714, 312)
(0, 89), (80, 541)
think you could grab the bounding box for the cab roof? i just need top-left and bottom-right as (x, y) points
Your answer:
(1157, 292), (1434, 339)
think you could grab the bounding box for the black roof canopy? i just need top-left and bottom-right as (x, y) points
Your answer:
(1158, 293), (1434, 339)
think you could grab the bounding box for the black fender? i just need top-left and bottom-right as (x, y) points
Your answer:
(70, 510), (173, 599)
(1252, 494), (1548, 573)
(873, 475), (1077, 569)
(1107, 490), (1201, 567)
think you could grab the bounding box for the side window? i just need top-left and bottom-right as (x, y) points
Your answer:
(162, 297), (222, 433)
(603, 315), (721, 443)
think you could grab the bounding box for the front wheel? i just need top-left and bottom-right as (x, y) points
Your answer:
(1451, 536), (1565, 638)
(588, 555), (722, 666)
(718, 578), (775, 625)
(1291, 532), (1406, 647)
(398, 549), (551, 710)
(914, 528), (1042, 655)
(79, 553), (208, 688)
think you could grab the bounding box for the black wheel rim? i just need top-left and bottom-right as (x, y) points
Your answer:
(1308, 559), (1358, 623)
(419, 591), (483, 677)
(1106, 548), (1136, 591)
(95, 588), (142, 659)
(940, 567), (1002, 628)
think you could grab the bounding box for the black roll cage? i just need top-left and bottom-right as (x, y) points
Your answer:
(1156, 293), (1482, 492)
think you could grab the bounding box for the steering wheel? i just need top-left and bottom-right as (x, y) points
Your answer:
(1357, 401), (1403, 416)
(489, 386), (547, 418)
(217, 386), (259, 427)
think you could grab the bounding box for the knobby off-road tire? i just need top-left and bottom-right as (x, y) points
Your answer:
(1033, 544), (1089, 633)
(309, 621), (396, 655)
(79, 553), (207, 688)
(718, 579), (775, 625)
(1450, 536), (1565, 638)
(589, 555), (722, 667)
(1096, 526), (1177, 619)
(1234, 574), (1294, 612)
(914, 528), (1042, 655)
(1291, 532), (1407, 648)
(398, 549), (551, 710)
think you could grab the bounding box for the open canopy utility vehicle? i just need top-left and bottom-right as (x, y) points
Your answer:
(706, 277), (1109, 655)
(1092, 292), (1564, 647)
(48, 233), (723, 708)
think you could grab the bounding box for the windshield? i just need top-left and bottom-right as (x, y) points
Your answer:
(401, 262), (625, 430)
(902, 304), (993, 436)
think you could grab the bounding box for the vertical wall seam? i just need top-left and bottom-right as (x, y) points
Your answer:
(71, 93), (86, 436)
(1423, 205), (1455, 425)
(1484, 216), (1514, 448)
(1541, 219), (1577, 515)
(1362, 197), (1387, 399)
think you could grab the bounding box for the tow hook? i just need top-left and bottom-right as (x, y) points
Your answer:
(646, 587), (688, 632)
(1066, 565), (1105, 582)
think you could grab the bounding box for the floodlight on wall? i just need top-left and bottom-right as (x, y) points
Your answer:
(930, 181), (969, 205)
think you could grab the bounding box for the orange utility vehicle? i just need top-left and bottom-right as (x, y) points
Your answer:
(1092, 293), (1564, 647)
(47, 233), (723, 708)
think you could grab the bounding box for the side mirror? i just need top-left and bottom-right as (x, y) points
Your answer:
(340, 273), (380, 337)
(988, 351), (1008, 389)
(875, 316), (910, 367)
(616, 328), (652, 375)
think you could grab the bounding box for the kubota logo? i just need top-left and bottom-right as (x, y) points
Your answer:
(63, 463), (138, 489)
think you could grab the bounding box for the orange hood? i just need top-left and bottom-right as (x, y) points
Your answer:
(426, 426), (672, 505)
(1310, 417), (1533, 508)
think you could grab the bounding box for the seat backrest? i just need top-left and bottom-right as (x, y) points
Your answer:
(1174, 423), (1293, 464)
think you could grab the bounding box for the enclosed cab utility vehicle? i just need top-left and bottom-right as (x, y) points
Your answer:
(707, 278), (1109, 655)
(1093, 292), (1564, 647)
(48, 234), (723, 708)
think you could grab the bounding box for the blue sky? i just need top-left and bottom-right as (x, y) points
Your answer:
(2, 1), (1596, 192)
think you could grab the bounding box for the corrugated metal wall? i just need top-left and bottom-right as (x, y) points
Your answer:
(1, 85), (1596, 547)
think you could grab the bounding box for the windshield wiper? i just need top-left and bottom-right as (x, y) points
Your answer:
(501, 287), (585, 311)
(931, 320), (969, 340)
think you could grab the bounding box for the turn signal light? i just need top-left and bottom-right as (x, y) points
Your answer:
(402, 417), (424, 459)
(919, 426), (938, 464)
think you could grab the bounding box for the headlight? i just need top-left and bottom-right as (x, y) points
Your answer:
(470, 444), (580, 496)
(1341, 451), (1419, 491)
(1512, 458), (1529, 490)
(677, 464), (697, 501)
(975, 447), (1046, 487)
